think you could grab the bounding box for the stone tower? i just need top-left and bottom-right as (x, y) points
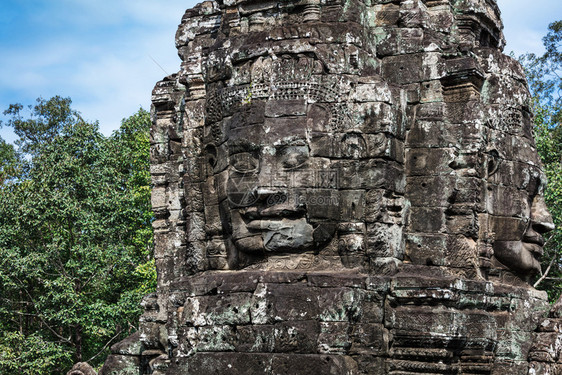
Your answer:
(100, 0), (562, 374)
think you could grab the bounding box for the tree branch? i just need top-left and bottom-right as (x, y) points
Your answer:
(12, 275), (72, 344)
(535, 252), (557, 288)
(84, 327), (123, 364)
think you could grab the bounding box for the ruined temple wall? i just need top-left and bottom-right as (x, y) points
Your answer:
(147, 0), (518, 289)
(140, 3), (223, 359)
(100, 1), (562, 374)
(168, 0), (409, 275)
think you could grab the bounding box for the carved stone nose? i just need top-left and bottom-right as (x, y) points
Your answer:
(255, 187), (283, 198)
(253, 187), (290, 208)
(530, 195), (555, 233)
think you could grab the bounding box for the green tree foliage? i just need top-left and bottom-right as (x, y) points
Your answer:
(0, 137), (22, 184)
(3, 97), (79, 156)
(521, 21), (562, 298)
(0, 97), (155, 374)
(520, 21), (562, 124)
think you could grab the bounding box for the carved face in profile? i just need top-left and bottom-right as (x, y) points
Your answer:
(486, 105), (554, 279)
(492, 191), (553, 278)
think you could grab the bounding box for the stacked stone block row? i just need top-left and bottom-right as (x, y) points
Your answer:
(529, 299), (562, 375)
(122, 271), (547, 374)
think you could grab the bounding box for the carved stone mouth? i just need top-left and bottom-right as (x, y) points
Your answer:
(246, 218), (305, 231)
(523, 233), (545, 246)
(240, 203), (305, 219)
(523, 242), (544, 257)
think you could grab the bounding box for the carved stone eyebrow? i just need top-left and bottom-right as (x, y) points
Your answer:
(228, 140), (259, 154)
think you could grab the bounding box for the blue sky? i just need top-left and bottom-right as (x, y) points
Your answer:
(0, 0), (561, 143)
(0, 0), (198, 142)
(497, 0), (562, 56)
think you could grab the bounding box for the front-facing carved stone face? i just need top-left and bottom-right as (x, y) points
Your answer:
(201, 52), (405, 270)
(224, 99), (338, 255)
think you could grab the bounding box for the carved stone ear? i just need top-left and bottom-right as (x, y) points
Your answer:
(206, 144), (218, 169)
(486, 149), (501, 178)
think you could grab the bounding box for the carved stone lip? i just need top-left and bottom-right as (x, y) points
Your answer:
(523, 233), (545, 247)
(523, 242), (544, 257)
(241, 205), (305, 220)
(246, 220), (276, 230)
(258, 207), (305, 217)
(246, 218), (305, 231)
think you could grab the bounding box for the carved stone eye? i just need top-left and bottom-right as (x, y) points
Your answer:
(205, 144), (218, 168)
(486, 149), (501, 178)
(526, 170), (543, 197)
(279, 146), (309, 170)
(230, 152), (259, 173)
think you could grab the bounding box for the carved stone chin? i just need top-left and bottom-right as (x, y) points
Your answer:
(100, 0), (560, 374)
(487, 165), (554, 279)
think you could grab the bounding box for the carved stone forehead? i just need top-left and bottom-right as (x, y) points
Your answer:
(227, 113), (309, 145)
(206, 72), (353, 144)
